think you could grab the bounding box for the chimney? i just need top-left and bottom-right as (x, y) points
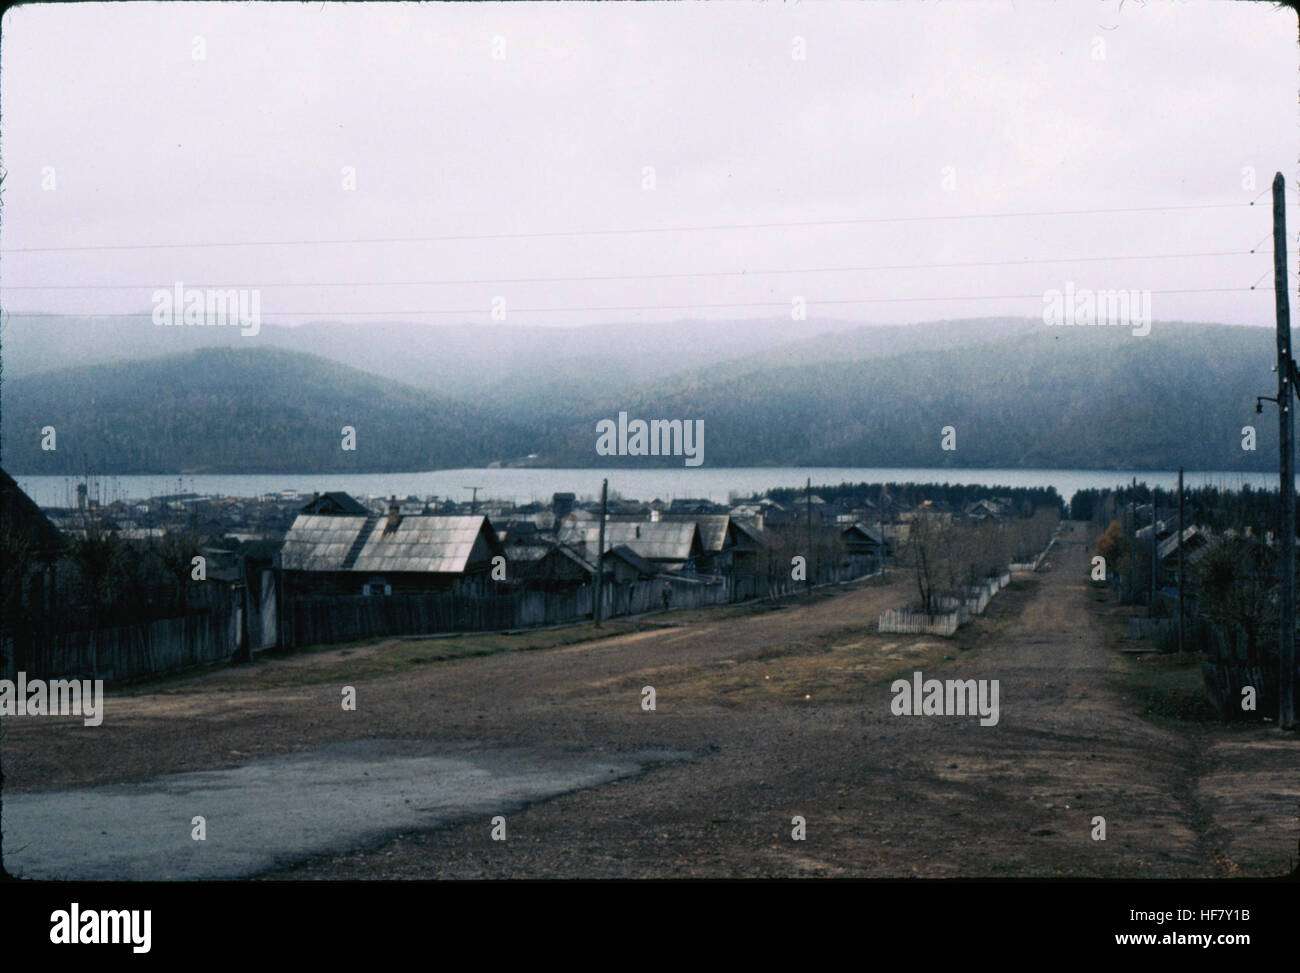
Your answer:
(754, 512), (764, 531)
(577, 540), (587, 559)
(385, 495), (401, 534)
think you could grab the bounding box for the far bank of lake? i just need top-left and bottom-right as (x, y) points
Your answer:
(14, 466), (1284, 510)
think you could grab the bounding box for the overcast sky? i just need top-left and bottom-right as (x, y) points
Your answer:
(1, 1), (1296, 329)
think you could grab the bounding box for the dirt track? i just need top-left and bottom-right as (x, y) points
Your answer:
(5, 522), (1297, 878)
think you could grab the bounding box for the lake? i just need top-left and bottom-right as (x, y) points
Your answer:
(13, 466), (1285, 510)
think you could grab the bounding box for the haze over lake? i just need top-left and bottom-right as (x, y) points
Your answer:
(16, 466), (1284, 510)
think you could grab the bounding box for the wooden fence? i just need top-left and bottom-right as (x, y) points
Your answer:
(878, 609), (961, 637)
(280, 574), (738, 649)
(280, 558), (881, 650)
(1, 557), (883, 680)
(2, 605), (235, 684)
(1011, 531), (1059, 572)
(879, 571), (1010, 638)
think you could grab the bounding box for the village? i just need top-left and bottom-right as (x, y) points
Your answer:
(3, 464), (1293, 735)
(0, 466), (1067, 684)
(4, 470), (1296, 886)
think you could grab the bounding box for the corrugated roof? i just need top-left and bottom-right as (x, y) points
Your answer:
(279, 514), (369, 571)
(280, 514), (499, 574)
(354, 515), (492, 574)
(557, 521), (700, 562)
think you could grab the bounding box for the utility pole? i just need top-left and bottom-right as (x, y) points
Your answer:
(1177, 467), (1185, 655)
(594, 479), (608, 627)
(1273, 171), (1296, 730)
(1129, 476), (1137, 605)
(1150, 483), (1158, 611)
(464, 485), (483, 515)
(879, 512), (887, 581)
(806, 477), (813, 591)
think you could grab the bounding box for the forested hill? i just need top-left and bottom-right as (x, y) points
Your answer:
(2, 347), (538, 474)
(545, 322), (1281, 471)
(0, 322), (1283, 474)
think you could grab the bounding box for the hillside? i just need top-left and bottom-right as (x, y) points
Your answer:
(1, 312), (865, 403)
(0, 320), (1284, 474)
(543, 322), (1281, 471)
(1, 347), (538, 474)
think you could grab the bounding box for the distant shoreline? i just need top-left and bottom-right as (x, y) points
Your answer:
(13, 466), (1283, 509)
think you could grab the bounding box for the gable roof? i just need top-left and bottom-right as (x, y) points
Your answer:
(660, 513), (732, 553)
(528, 543), (599, 580)
(557, 521), (702, 563)
(843, 523), (888, 545)
(606, 544), (655, 577)
(280, 514), (501, 574)
(1158, 525), (1208, 563)
(300, 491), (370, 516)
(0, 466), (63, 555)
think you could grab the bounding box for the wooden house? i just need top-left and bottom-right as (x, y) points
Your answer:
(557, 520), (704, 574)
(300, 491), (371, 516)
(278, 504), (506, 597)
(842, 523), (892, 560)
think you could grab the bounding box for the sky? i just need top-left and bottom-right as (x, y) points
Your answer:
(1, 0), (1297, 329)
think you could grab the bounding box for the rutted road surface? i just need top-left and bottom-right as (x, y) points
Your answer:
(5, 525), (1296, 878)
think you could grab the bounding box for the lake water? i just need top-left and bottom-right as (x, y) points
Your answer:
(13, 466), (1284, 509)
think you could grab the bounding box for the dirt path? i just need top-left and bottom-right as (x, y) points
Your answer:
(5, 528), (1296, 878)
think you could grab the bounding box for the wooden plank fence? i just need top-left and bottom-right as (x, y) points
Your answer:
(2, 609), (234, 684)
(0, 556), (886, 682)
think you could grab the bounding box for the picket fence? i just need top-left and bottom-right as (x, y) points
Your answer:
(1011, 532), (1059, 573)
(879, 571), (1011, 638)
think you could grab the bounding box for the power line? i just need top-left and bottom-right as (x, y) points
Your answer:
(6, 285), (1259, 319)
(0, 249), (1268, 291)
(0, 201), (1265, 255)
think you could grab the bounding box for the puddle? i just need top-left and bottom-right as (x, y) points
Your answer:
(4, 740), (688, 880)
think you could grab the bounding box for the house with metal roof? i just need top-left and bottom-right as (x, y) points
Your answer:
(556, 520), (704, 573)
(278, 506), (506, 596)
(525, 541), (658, 592)
(658, 513), (765, 577)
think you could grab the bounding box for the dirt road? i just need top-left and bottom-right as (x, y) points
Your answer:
(5, 524), (1296, 878)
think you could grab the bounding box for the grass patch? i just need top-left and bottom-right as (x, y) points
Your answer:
(122, 620), (645, 694)
(663, 579), (1036, 708)
(1123, 652), (1216, 723)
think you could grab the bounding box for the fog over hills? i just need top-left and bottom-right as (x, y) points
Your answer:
(0, 316), (1277, 474)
